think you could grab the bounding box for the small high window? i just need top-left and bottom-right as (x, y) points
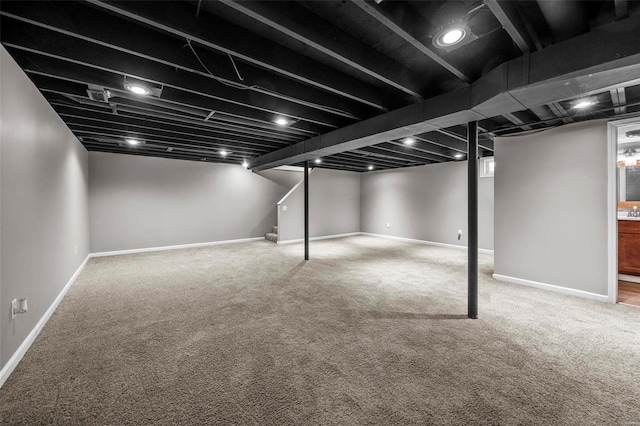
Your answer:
(480, 157), (495, 178)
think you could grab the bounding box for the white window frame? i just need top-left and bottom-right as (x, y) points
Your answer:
(480, 157), (495, 178)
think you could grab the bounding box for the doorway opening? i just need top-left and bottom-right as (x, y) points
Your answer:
(609, 119), (640, 306)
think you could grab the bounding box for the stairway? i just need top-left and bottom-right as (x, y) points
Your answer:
(265, 225), (278, 243)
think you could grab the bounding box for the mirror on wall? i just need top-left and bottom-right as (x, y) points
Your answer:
(620, 167), (640, 202)
(618, 124), (640, 202)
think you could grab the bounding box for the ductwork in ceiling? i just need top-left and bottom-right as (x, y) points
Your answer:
(536, 0), (588, 43)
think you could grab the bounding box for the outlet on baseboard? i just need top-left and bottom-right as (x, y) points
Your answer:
(386, 222), (391, 228)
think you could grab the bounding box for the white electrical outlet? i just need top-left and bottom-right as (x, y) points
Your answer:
(74, 245), (78, 255)
(283, 205), (288, 211)
(11, 298), (28, 319)
(457, 229), (463, 240)
(386, 222), (391, 228)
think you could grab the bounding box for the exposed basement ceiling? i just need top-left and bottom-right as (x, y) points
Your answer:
(1, 0), (640, 172)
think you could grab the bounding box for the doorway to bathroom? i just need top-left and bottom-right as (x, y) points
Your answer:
(610, 118), (640, 306)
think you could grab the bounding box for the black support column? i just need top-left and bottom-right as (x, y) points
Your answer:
(304, 160), (309, 260)
(468, 121), (478, 319)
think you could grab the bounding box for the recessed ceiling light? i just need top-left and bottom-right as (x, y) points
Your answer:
(454, 153), (464, 159)
(220, 150), (228, 157)
(242, 160), (249, 168)
(314, 158), (322, 164)
(124, 82), (152, 95)
(573, 99), (597, 109)
(434, 25), (468, 48)
(403, 137), (415, 145)
(274, 117), (289, 126)
(441, 28), (465, 45)
(125, 138), (140, 145)
(368, 165), (374, 171)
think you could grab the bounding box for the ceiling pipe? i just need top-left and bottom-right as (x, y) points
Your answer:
(536, 0), (588, 43)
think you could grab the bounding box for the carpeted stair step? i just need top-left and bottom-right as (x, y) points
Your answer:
(265, 232), (278, 243)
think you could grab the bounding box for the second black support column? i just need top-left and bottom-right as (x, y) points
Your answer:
(468, 121), (478, 319)
(304, 160), (309, 260)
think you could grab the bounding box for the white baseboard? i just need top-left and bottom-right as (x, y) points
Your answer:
(492, 274), (609, 302)
(90, 237), (265, 257)
(618, 274), (640, 284)
(361, 232), (494, 254)
(619, 274), (640, 284)
(0, 255), (90, 389)
(277, 232), (361, 245)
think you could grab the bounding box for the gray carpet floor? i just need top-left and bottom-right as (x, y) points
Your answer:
(1, 236), (639, 425)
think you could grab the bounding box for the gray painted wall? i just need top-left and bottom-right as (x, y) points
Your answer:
(494, 120), (608, 295)
(1, 47), (90, 370)
(360, 161), (494, 250)
(89, 152), (300, 252)
(278, 168), (361, 241)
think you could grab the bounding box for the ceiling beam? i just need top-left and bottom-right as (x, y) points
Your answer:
(68, 122), (278, 153)
(0, 24), (347, 130)
(8, 51), (330, 136)
(83, 138), (249, 159)
(52, 99), (300, 145)
(32, 73), (315, 138)
(55, 107), (291, 149)
(217, 0), (424, 98)
(85, 0), (399, 111)
(434, 128), (494, 152)
(610, 87), (627, 114)
(502, 112), (533, 131)
(484, 0), (534, 53)
(387, 141), (456, 160)
(0, 4), (374, 120)
(357, 144), (441, 164)
(547, 102), (573, 123)
(350, 0), (469, 83)
(250, 15), (640, 171)
(75, 130), (270, 156)
(528, 105), (563, 126)
(338, 151), (414, 168)
(85, 144), (241, 164)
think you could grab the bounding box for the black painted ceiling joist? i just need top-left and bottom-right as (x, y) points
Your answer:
(610, 87), (627, 115)
(386, 141), (456, 161)
(350, 0), (469, 83)
(31, 72), (318, 138)
(84, 0), (399, 111)
(0, 26), (347, 130)
(484, 0), (534, 53)
(0, 4), (374, 121)
(547, 102), (573, 124)
(250, 15), (640, 171)
(53, 105), (296, 147)
(75, 129), (270, 156)
(12, 55), (331, 136)
(217, 0), (424, 98)
(338, 151), (414, 168)
(365, 144), (443, 164)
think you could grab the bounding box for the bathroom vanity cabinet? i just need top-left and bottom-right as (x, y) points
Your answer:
(619, 219), (640, 276)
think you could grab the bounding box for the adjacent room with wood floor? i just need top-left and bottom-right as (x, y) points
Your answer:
(1, 1), (639, 424)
